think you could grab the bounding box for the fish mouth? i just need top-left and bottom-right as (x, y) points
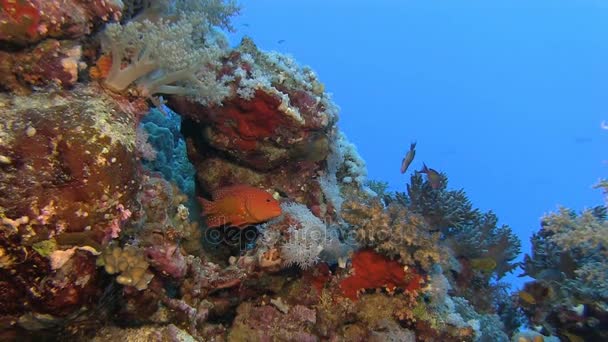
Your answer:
(271, 207), (282, 217)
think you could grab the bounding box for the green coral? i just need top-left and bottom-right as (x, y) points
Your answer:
(32, 239), (57, 257)
(407, 173), (520, 279)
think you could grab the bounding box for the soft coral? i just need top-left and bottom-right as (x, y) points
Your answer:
(100, 3), (235, 105)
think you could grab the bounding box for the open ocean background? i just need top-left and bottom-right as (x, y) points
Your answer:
(229, 0), (608, 289)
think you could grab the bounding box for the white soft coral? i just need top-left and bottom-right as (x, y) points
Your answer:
(281, 224), (324, 269)
(101, 1), (238, 105)
(279, 203), (327, 269)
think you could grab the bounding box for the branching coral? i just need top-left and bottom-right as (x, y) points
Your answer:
(97, 245), (154, 290)
(523, 207), (608, 302)
(520, 204), (608, 340)
(342, 197), (443, 271)
(407, 173), (478, 232)
(407, 173), (520, 279)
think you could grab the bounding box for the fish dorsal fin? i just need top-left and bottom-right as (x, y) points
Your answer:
(211, 185), (250, 200)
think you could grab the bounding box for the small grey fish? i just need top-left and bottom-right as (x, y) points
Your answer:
(400, 142), (416, 174)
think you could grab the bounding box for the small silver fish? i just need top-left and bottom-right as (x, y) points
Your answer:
(400, 142), (416, 174)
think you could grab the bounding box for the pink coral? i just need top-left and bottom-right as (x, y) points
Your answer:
(146, 243), (187, 279)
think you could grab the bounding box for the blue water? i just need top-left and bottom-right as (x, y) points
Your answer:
(230, 0), (608, 288)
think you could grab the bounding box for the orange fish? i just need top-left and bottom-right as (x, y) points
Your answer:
(199, 185), (282, 229)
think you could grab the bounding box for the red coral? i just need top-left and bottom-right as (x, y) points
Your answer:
(1, 0), (40, 38)
(339, 249), (423, 301)
(0, 0), (122, 45)
(303, 262), (331, 294)
(172, 90), (299, 151)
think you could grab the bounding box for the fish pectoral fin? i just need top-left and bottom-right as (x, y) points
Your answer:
(199, 197), (217, 215)
(230, 218), (251, 229)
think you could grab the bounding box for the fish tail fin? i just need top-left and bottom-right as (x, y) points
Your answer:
(418, 163), (428, 173)
(410, 141), (417, 149)
(198, 197), (217, 215)
(199, 197), (226, 228)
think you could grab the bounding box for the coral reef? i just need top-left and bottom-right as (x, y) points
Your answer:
(0, 0), (533, 340)
(339, 249), (423, 300)
(520, 203), (608, 341)
(0, 39), (83, 93)
(168, 37), (346, 218)
(99, 0), (237, 104)
(0, 84), (142, 335)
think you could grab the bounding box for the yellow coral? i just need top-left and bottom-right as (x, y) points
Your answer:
(97, 245), (154, 290)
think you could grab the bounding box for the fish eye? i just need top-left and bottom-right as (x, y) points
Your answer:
(266, 199), (271, 202)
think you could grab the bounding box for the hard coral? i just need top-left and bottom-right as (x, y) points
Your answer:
(228, 301), (317, 342)
(0, 0), (123, 46)
(520, 204), (608, 340)
(0, 39), (82, 93)
(407, 172), (520, 278)
(339, 249), (423, 301)
(169, 37), (337, 170)
(98, 245), (154, 290)
(342, 197), (443, 271)
(0, 84), (139, 330)
(139, 107), (196, 197)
